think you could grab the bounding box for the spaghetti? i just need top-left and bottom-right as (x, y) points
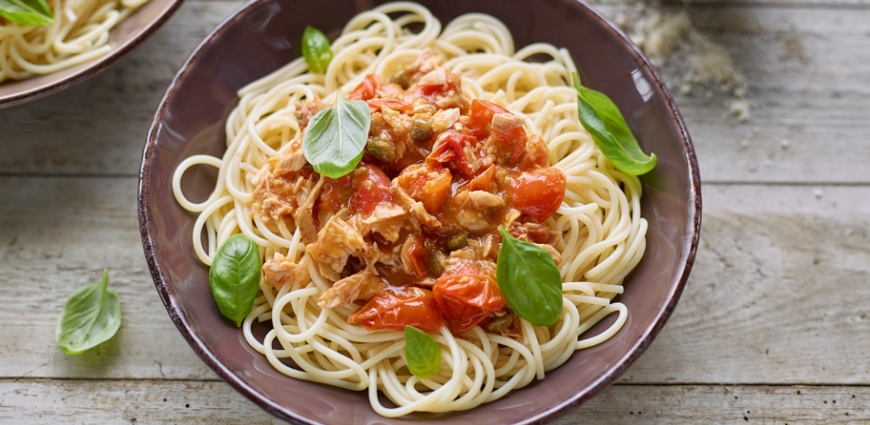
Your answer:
(172, 2), (646, 416)
(0, 0), (148, 82)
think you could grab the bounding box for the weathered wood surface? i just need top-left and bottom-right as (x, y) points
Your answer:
(1, 0), (870, 423)
(3, 2), (870, 184)
(1, 381), (868, 425)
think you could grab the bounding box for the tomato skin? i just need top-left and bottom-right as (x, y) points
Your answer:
(426, 132), (479, 179)
(317, 174), (354, 217)
(509, 168), (567, 222)
(350, 164), (394, 215)
(367, 98), (414, 114)
(348, 287), (443, 332)
(485, 127), (526, 166)
(467, 99), (509, 139)
(405, 236), (431, 278)
(467, 100), (526, 166)
(349, 75), (380, 101)
(396, 163), (452, 214)
(433, 260), (506, 335)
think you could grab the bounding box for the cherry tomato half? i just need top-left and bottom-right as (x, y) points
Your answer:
(508, 168), (567, 222)
(349, 75), (380, 101)
(396, 163), (452, 214)
(350, 164), (393, 215)
(433, 260), (506, 335)
(348, 287), (443, 332)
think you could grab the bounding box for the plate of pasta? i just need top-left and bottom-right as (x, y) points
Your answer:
(139, 0), (701, 423)
(0, 0), (182, 107)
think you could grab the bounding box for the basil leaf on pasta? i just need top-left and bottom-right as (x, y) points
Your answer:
(209, 234), (261, 327)
(404, 326), (441, 380)
(0, 0), (53, 26)
(301, 26), (333, 74)
(572, 72), (656, 176)
(303, 89), (371, 178)
(496, 226), (563, 327)
(56, 269), (121, 355)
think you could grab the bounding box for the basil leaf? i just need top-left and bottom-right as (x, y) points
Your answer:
(55, 269), (121, 355)
(209, 234), (261, 327)
(0, 0), (54, 26)
(301, 26), (333, 74)
(572, 72), (656, 176)
(404, 326), (441, 380)
(303, 89), (370, 178)
(496, 226), (563, 327)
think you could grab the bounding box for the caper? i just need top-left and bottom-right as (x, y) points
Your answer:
(485, 314), (514, 333)
(390, 71), (411, 89)
(366, 137), (397, 163)
(444, 232), (468, 252)
(427, 249), (446, 277)
(410, 119), (433, 142)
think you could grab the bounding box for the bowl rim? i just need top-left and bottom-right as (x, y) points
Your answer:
(0, 0), (185, 109)
(138, 0), (702, 423)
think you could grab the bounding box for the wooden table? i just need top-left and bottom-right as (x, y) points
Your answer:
(2, 0), (868, 422)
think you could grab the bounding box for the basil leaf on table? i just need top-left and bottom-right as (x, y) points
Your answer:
(572, 72), (656, 176)
(404, 326), (441, 380)
(56, 269), (121, 355)
(0, 0), (54, 26)
(209, 234), (261, 327)
(496, 226), (563, 327)
(301, 26), (333, 74)
(303, 89), (371, 178)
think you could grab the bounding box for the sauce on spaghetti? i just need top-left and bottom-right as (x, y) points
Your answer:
(252, 50), (566, 336)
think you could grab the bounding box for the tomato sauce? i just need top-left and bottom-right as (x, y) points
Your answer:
(281, 58), (566, 336)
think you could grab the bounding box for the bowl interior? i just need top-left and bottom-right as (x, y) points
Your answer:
(140, 0), (700, 423)
(0, 0), (183, 108)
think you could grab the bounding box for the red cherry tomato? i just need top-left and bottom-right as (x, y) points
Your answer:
(467, 99), (509, 139)
(433, 260), (506, 335)
(467, 100), (527, 165)
(485, 126), (526, 166)
(426, 132), (479, 179)
(396, 163), (452, 214)
(518, 133), (550, 169)
(349, 75), (380, 101)
(509, 168), (567, 222)
(348, 287), (443, 332)
(317, 174), (353, 217)
(367, 98), (414, 114)
(350, 164), (393, 215)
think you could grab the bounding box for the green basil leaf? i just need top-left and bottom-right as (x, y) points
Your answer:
(0, 0), (54, 26)
(301, 26), (333, 74)
(572, 72), (656, 176)
(209, 234), (261, 327)
(496, 226), (563, 326)
(55, 269), (121, 355)
(303, 89), (370, 178)
(404, 326), (441, 380)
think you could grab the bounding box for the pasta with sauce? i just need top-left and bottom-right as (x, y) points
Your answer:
(172, 2), (647, 416)
(0, 0), (148, 82)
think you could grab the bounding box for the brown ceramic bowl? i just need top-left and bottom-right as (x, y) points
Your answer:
(139, 0), (701, 423)
(0, 0), (183, 108)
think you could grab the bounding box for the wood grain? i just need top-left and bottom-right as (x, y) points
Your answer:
(2, 0), (870, 423)
(2, 2), (870, 183)
(3, 177), (870, 385)
(2, 380), (869, 424)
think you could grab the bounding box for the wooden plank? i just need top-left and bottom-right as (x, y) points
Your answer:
(3, 177), (870, 384)
(0, 3), (869, 184)
(1, 379), (868, 424)
(0, 177), (213, 380)
(0, 0), (244, 177)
